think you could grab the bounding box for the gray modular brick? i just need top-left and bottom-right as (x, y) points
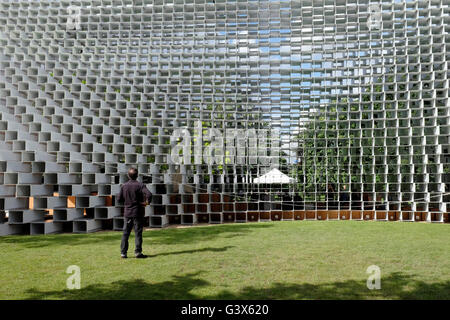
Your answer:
(53, 208), (85, 222)
(31, 221), (63, 235)
(0, 223), (27, 236)
(94, 207), (121, 219)
(73, 219), (102, 233)
(8, 210), (45, 224)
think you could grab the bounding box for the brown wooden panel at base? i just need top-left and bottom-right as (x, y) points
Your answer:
(223, 213), (235, 222)
(401, 212), (413, 220)
(247, 212), (259, 222)
(430, 212), (442, 222)
(182, 215), (195, 224)
(363, 211), (374, 220)
(271, 211), (282, 221)
(305, 210), (316, 219)
(197, 213), (209, 223)
(327, 210), (339, 219)
(282, 211), (293, 220)
(351, 211), (362, 219)
(294, 211), (305, 220)
(376, 211), (387, 219)
(210, 213), (222, 222)
(414, 212), (426, 221)
(340, 210), (350, 220)
(316, 211), (327, 220)
(444, 213), (449, 223)
(168, 215), (181, 224)
(235, 212), (247, 221)
(260, 211), (270, 220)
(388, 211), (400, 221)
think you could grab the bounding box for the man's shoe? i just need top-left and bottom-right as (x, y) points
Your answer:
(135, 253), (147, 259)
(121, 254), (127, 259)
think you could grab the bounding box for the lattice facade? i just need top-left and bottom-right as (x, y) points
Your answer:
(0, 0), (449, 235)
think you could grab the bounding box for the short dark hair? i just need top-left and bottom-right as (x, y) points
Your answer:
(128, 167), (138, 180)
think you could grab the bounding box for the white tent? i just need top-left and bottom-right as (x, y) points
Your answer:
(253, 168), (295, 184)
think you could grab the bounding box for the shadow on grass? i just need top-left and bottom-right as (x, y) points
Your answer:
(24, 272), (450, 300)
(143, 223), (273, 245)
(0, 223), (274, 248)
(26, 272), (209, 300)
(147, 246), (235, 258)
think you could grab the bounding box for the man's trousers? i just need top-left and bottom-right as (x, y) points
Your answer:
(120, 216), (144, 255)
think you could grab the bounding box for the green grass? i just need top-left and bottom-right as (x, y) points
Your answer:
(0, 221), (449, 300)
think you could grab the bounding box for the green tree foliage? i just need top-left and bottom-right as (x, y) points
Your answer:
(294, 79), (391, 199)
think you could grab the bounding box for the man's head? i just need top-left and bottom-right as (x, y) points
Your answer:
(128, 167), (138, 180)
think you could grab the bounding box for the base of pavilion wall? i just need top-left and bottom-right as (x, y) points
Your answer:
(1, 208), (448, 236)
(293, 211), (305, 220)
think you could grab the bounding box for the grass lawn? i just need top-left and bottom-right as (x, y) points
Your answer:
(0, 221), (449, 300)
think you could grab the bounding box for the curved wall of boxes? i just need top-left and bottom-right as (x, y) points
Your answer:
(0, 0), (449, 235)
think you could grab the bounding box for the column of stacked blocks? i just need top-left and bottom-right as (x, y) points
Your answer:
(0, 0), (449, 236)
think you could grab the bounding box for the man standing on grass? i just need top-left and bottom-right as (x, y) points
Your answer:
(117, 167), (152, 259)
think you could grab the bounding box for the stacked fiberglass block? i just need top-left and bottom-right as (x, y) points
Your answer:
(0, 0), (449, 236)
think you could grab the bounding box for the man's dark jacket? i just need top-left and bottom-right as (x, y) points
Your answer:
(117, 180), (152, 218)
